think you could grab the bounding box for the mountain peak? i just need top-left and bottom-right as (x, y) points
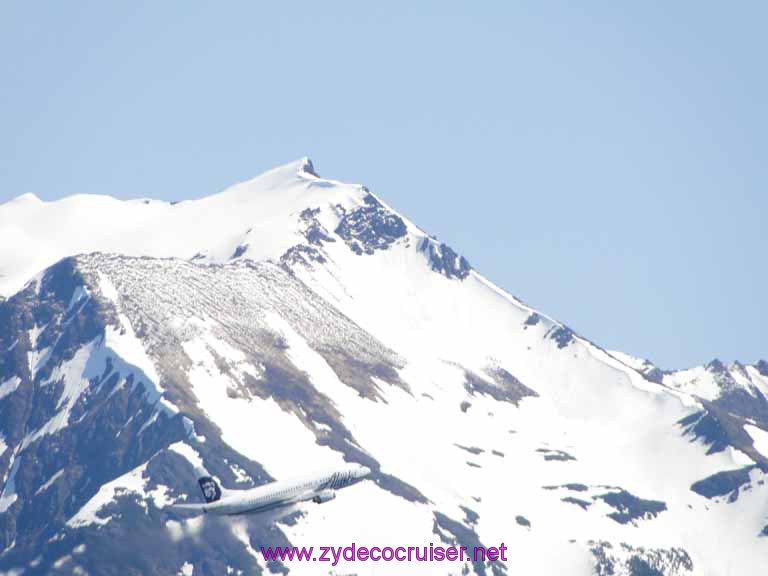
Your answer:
(242, 156), (318, 188)
(3, 191), (42, 207)
(706, 358), (726, 373)
(298, 156), (318, 177)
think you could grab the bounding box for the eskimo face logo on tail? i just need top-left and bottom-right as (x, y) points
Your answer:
(198, 476), (222, 503)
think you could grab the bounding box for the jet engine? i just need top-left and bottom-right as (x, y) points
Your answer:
(312, 490), (336, 504)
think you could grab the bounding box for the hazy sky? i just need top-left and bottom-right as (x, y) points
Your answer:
(1, 2), (765, 369)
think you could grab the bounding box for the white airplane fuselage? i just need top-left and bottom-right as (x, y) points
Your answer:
(175, 462), (370, 517)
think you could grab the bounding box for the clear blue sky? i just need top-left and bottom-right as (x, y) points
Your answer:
(1, 2), (765, 369)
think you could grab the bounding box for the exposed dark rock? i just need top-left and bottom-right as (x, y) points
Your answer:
(230, 243), (248, 259)
(678, 406), (768, 469)
(317, 347), (410, 401)
(706, 358), (726, 374)
(546, 326), (575, 349)
(418, 237), (472, 280)
(335, 193), (407, 255)
(621, 355), (666, 384)
(515, 515), (531, 528)
(690, 466), (755, 500)
(0, 259), (241, 572)
(562, 496), (591, 510)
(590, 541), (693, 576)
(460, 505), (479, 526)
(678, 410), (730, 454)
(674, 362), (768, 433)
(278, 208), (337, 270)
(594, 490), (667, 524)
(464, 368), (537, 407)
(543, 483), (589, 492)
(536, 448), (576, 462)
(591, 542), (616, 575)
(455, 444), (484, 455)
(715, 388), (768, 430)
(433, 511), (507, 576)
(642, 366), (665, 384)
(628, 557), (665, 576)
(279, 244), (327, 268)
(756, 360), (768, 377)
(299, 207), (335, 246)
(300, 158), (318, 177)
(523, 313), (540, 327)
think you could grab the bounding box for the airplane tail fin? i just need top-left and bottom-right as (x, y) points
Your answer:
(198, 476), (222, 503)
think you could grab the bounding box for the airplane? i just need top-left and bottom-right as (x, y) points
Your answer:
(171, 462), (371, 516)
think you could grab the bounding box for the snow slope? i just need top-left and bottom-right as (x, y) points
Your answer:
(0, 158), (324, 297)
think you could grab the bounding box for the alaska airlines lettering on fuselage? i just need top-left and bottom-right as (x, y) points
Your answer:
(171, 462), (370, 517)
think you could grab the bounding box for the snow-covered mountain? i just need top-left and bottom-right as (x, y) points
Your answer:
(0, 159), (766, 575)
